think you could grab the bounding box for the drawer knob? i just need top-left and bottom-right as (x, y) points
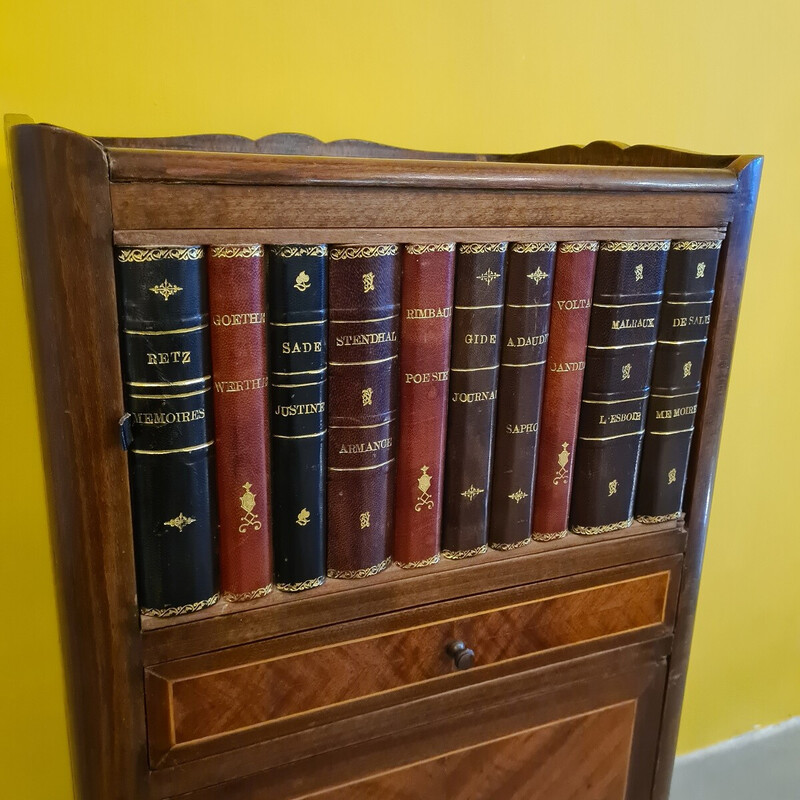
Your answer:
(446, 640), (475, 670)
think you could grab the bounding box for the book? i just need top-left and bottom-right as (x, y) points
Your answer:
(531, 242), (598, 541)
(570, 241), (669, 535)
(441, 243), (507, 558)
(268, 245), (329, 591)
(115, 245), (219, 617)
(489, 242), (556, 550)
(208, 245), (272, 601)
(635, 240), (722, 523)
(327, 245), (401, 578)
(393, 243), (456, 568)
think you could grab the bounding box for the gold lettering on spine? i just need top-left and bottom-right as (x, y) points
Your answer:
(296, 508), (311, 526)
(238, 482), (261, 533)
(213, 312), (266, 326)
(415, 466), (434, 511)
(164, 512), (195, 531)
(149, 279), (183, 301)
(553, 442), (570, 485)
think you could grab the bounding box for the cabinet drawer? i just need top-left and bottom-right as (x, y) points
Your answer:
(145, 556), (680, 768)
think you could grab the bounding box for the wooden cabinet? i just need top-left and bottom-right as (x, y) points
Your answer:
(8, 121), (762, 800)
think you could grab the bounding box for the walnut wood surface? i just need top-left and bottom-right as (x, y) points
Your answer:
(106, 146), (737, 192)
(113, 225), (727, 246)
(141, 521), (685, 665)
(8, 124), (146, 798)
(651, 155), (764, 799)
(110, 184), (733, 231)
(307, 702), (637, 800)
(145, 558), (678, 765)
(153, 643), (668, 800)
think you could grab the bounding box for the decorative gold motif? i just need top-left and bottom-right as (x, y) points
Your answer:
(512, 242), (557, 253)
(600, 241), (670, 252)
(459, 243), (507, 254)
(149, 279), (183, 301)
(527, 266), (549, 284)
(622, 363), (632, 380)
(442, 544), (489, 560)
(406, 243), (456, 254)
(559, 242), (598, 253)
(329, 245), (398, 260)
(477, 268), (501, 285)
(296, 508), (311, 526)
(634, 263), (644, 281)
(360, 511), (371, 529)
(294, 270), (311, 291)
(118, 246), (203, 263)
(683, 361), (692, 378)
(508, 489), (528, 504)
(461, 484), (484, 501)
(362, 271), (376, 292)
(395, 553), (441, 569)
(531, 530), (568, 542)
(415, 465), (434, 511)
(210, 245), (263, 259)
(141, 593), (219, 618)
(553, 442), (571, 485)
(223, 585), (272, 602)
(362, 387), (373, 406)
(572, 518), (633, 536)
(164, 512), (195, 531)
(636, 512), (681, 524)
(608, 479), (619, 496)
(668, 468), (677, 484)
(673, 240), (723, 251)
(277, 575), (326, 592)
(696, 261), (706, 278)
(327, 556), (392, 579)
(238, 482), (261, 533)
(491, 537), (532, 551)
(274, 245), (328, 258)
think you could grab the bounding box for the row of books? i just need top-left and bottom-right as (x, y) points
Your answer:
(115, 239), (721, 617)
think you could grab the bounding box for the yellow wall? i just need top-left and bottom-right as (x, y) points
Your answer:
(1, 1), (798, 796)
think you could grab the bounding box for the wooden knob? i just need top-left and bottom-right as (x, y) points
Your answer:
(446, 640), (475, 670)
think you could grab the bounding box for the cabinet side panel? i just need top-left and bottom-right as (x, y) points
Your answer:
(652, 155), (763, 799)
(9, 124), (146, 799)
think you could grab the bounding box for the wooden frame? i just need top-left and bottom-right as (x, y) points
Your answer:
(8, 118), (761, 800)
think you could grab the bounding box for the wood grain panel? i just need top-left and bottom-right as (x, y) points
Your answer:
(304, 702), (636, 800)
(146, 566), (671, 763)
(110, 184), (734, 231)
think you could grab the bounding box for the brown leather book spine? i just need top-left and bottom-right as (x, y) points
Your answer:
(393, 244), (456, 568)
(489, 242), (556, 549)
(570, 241), (669, 535)
(441, 243), (507, 558)
(208, 245), (272, 600)
(635, 239), (722, 523)
(327, 245), (401, 578)
(531, 242), (598, 541)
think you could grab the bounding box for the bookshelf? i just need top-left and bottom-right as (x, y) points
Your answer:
(8, 120), (761, 800)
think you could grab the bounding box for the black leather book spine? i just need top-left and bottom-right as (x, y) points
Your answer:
(635, 240), (722, 522)
(489, 242), (555, 549)
(570, 241), (669, 535)
(268, 245), (328, 591)
(115, 246), (219, 617)
(442, 243), (507, 558)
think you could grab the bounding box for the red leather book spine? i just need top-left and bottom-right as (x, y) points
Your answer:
(531, 242), (598, 541)
(208, 245), (272, 600)
(327, 245), (401, 579)
(393, 244), (456, 568)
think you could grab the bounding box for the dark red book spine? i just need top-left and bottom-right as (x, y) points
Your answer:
(531, 242), (598, 541)
(393, 244), (456, 568)
(208, 245), (272, 600)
